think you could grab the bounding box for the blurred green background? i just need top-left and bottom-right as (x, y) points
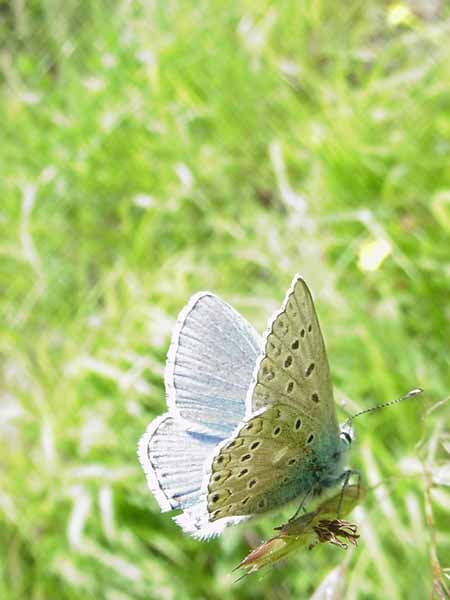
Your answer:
(1, 1), (449, 598)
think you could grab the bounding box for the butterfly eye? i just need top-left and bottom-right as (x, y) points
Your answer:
(340, 431), (353, 445)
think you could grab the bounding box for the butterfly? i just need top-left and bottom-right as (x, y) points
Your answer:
(138, 275), (354, 539)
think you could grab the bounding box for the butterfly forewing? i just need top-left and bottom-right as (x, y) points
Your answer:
(165, 292), (261, 437)
(250, 276), (339, 435)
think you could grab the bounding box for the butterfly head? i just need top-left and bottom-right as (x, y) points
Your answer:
(339, 421), (354, 448)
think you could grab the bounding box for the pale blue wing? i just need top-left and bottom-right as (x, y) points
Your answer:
(139, 291), (261, 538)
(138, 414), (247, 538)
(165, 292), (262, 436)
(138, 415), (222, 513)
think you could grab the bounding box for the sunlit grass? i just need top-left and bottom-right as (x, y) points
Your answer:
(1, 1), (449, 599)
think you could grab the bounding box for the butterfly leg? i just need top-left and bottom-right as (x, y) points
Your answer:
(336, 469), (360, 517)
(288, 487), (314, 522)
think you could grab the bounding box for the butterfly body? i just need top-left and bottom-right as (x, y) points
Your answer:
(139, 275), (352, 538)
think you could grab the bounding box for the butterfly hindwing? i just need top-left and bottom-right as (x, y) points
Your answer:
(207, 404), (324, 520)
(139, 415), (222, 513)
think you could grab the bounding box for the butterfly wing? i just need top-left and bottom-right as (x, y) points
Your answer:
(247, 274), (339, 436)
(206, 403), (327, 520)
(138, 415), (222, 513)
(165, 292), (262, 437)
(206, 275), (341, 522)
(139, 291), (262, 537)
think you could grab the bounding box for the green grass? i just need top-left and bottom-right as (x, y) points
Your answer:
(1, 1), (449, 598)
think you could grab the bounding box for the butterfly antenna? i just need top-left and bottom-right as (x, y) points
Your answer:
(346, 388), (423, 425)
